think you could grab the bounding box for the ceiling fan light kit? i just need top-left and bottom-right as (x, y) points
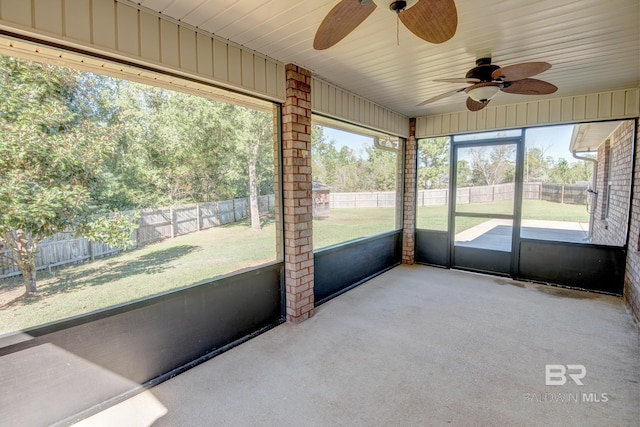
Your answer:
(466, 83), (501, 102)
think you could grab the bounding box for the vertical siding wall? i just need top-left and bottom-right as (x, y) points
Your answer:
(312, 78), (409, 138)
(416, 89), (640, 138)
(0, 0), (285, 101)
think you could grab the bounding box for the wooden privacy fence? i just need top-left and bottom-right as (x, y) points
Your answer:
(327, 183), (588, 211)
(0, 195), (275, 280)
(416, 182), (588, 207)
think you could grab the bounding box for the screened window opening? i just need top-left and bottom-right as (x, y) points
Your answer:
(522, 121), (632, 246)
(416, 137), (451, 231)
(0, 54), (280, 335)
(311, 121), (403, 250)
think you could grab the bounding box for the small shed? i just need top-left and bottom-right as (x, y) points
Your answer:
(312, 181), (330, 219)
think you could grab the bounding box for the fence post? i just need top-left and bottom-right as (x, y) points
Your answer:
(196, 203), (201, 231)
(561, 185), (565, 204)
(170, 206), (175, 238)
(537, 183), (540, 200)
(232, 199), (237, 222)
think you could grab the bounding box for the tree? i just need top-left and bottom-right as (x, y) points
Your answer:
(232, 107), (273, 230)
(524, 146), (550, 183)
(0, 56), (136, 293)
(469, 145), (515, 185)
(418, 137), (450, 189)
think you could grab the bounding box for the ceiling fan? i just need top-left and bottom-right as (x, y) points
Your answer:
(419, 57), (558, 111)
(313, 0), (457, 50)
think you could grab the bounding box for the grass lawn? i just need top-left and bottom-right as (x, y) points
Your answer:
(417, 199), (589, 231)
(0, 200), (588, 334)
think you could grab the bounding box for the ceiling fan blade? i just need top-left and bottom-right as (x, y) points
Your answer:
(491, 62), (551, 81)
(399, 0), (457, 44)
(434, 78), (481, 84)
(418, 87), (466, 106)
(501, 78), (558, 95)
(466, 97), (490, 112)
(313, 0), (377, 50)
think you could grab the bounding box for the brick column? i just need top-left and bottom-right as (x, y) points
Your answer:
(402, 118), (417, 264)
(282, 64), (314, 323)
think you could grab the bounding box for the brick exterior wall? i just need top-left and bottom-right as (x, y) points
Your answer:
(282, 64), (314, 323)
(402, 118), (417, 264)
(624, 119), (640, 324)
(592, 120), (633, 246)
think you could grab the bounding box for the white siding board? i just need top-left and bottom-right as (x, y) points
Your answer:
(458, 112), (468, 132)
(160, 20), (179, 67)
(585, 94), (599, 119)
(212, 39), (228, 81)
(227, 44), (241, 85)
(611, 90), (626, 118)
(179, 27), (197, 72)
(573, 96), (586, 121)
(537, 100), (550, 124)
(116, 3), (139, 56)
(241, 50), (254, 90)
(549, 99), (562, 123)
(1, 0), (32, 27)
(560, 98), (573, 122)
(625, 89), (638, 116)
(253, 56), (266, 94)
(516, 104), (527, 126)
(475, 109), (486, 130)
(64, 0), (91, 42)
(196, 32), (212, 77)
(526, 102), (538, 124)
(441, 113), (451, 134)
(276, 63), (285, 100)
(34, 0), (62, 35)
(506, 105), (517, 128)
(265, 60), (277, 97)
(495, 106), (507, 129)
(92, 0), (116, 49)
(598, 92), (612, 118)
(139, 12), (160, 61)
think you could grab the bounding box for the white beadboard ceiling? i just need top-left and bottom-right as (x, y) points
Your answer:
(126, 0), (640, 117)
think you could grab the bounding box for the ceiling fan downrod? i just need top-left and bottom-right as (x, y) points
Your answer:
(389, 1), (408, 13)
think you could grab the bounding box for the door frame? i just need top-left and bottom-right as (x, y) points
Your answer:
(449, 136), (525, 277)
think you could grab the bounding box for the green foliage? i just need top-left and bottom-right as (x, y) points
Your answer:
(311, 125), (398, 192)
(0, 56), (134, 291)
(418, 137), (450, 189)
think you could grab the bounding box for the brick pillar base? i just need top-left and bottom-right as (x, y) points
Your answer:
(283, 64), (314, 323)
(402, 118), (417, 264)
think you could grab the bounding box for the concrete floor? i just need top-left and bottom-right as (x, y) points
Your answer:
(76, 265), (640, 427)
(455, 219), (590, 251)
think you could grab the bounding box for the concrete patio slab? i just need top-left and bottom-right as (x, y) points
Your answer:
(455, 219), (590, 251)
(75, 265), (639, 427)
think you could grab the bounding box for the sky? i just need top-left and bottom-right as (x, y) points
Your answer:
(321, 123), (579, 162)
(322, 126), (375, 159)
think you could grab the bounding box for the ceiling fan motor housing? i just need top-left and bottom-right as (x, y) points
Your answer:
(466, 57), (500, 82)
